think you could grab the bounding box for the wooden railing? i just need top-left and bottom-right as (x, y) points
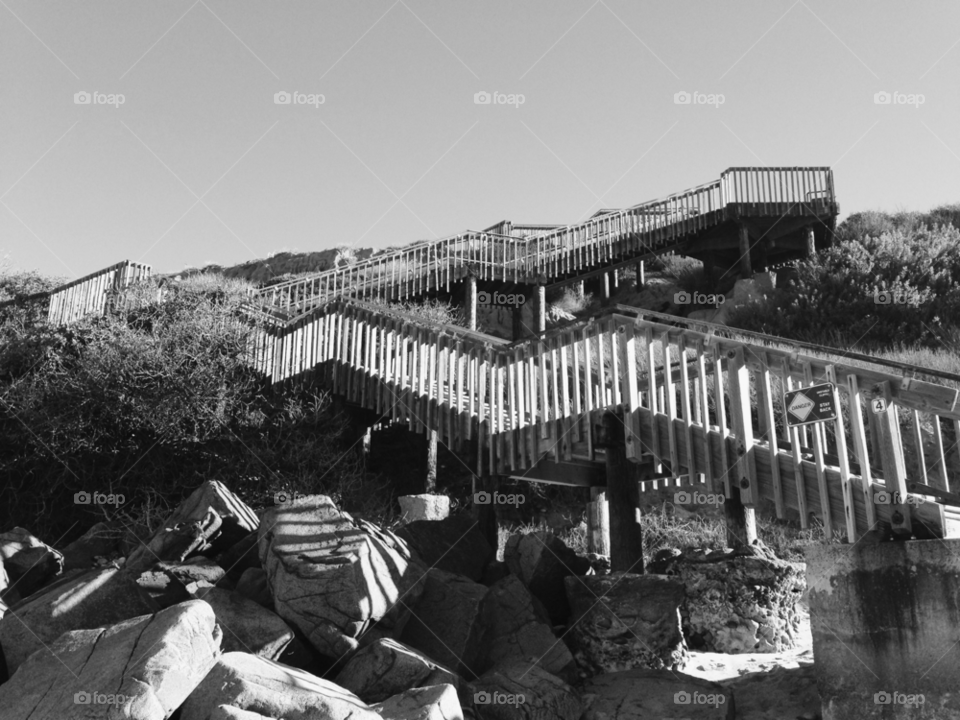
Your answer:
(4, 261), (155, 326)
(247, 297), (960, 541)
(252, 167), (838, 316)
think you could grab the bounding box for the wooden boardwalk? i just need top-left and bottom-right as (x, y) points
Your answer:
(19, 167), (960, 543)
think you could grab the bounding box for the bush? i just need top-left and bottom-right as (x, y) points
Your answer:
(726, 223), (960, 350)
(0, 274), (380, 543)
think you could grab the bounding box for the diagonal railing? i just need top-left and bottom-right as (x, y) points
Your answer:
(251, 167), (836, 317)
(248, 294), (960, 542)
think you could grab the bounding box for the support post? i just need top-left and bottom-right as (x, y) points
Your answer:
(805, 225), (816, 258)
(875, 381), (912, 538)
(426, 429), (438, 492)
(535, 284), (546, 334)
(466, 275), (478, 331)
(588, 488), (610, 556)
(738, 224), (753, 279)
(476, 474), (500, 551)
(603, 411), (644, 573)
(635, 261), (645, 288)
(602, 273), (611, 306)
(723, 347), (759, 546)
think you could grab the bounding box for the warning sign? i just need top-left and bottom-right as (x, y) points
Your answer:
(784, 383), (838, 427)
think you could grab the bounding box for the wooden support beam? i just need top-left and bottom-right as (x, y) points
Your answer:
(588, 488), (610, 555)
(536, 284), (546, 334)
(875, 381), (912, 537)
(466, 275), (477, 331)
(723, 346), (758, 545)
(805, 225), (816, 258)
(603, 411), (644, 573)
(738, 224), (753, 279)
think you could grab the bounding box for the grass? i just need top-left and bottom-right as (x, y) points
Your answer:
(495, 503), (832, 565)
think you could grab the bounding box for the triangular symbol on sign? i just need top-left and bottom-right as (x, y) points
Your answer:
(787, 392), (814, 421)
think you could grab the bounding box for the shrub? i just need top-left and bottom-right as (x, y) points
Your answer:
(0, 273), (379, 542)
(726, 224), (960, 350)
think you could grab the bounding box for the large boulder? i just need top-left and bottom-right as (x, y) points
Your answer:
(564, 573), (687, 678)
(198, 588), (297, 660)
(503, 531), (590, 624)
(209, 707), (279, 720)
(0, 527), (64, 598)
(399, 494), (451, 522)
(0, 599), (222, 720)
(59, 521), (124, 571)
(471, 660), (582, 720)
(179, 652), (381, 720)
(652, 544), (806, 653)
(218, 532), (261, 584)
(580, 668), (734, 719)
(478, 574), (576, 682)
(0, 566), (159, 674)
(400, 569), (489, 679)
(397, 513), (494, 582)
(335, 637), (463, 703)
(235, 567), (273, 608)
(258, 495), (427, 659)
(373, 684), (463, 720)
(160, 480), (259, 552)
(125, 507), (224, 575)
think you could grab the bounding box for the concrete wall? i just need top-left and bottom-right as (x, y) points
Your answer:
(805, 540), (960, 719)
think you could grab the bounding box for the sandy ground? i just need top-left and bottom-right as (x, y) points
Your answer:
(679, 603), (822, 720)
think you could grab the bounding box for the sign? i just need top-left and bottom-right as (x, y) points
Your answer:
(871, 397), (887, 414)
(783, 383), (838, 427)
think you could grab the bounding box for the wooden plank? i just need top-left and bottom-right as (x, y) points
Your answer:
(726, 347), (759, 506)
(931, 416), (949, 492)
(646, 326), (662, 469)
(875, 380), (912, 537)
(804, 361), (833, 537)
(619, 321), (641, 462)
(782, 360), (808, 527)
(846, 373), (875, 530)
(760, 352), (785, 519)
(910, 409), (929, 487)
(714, 344), (732, 498)
(661, 330), (680, 476)
(826, 364), (856, 541)
(696, 340), (715, 493)
(678, 335), (695, 477)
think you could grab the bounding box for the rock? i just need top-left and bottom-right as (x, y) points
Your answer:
(160, 479), (260, 553)
(397, 513), (494, 583)
(59, 521), (124, 571)
(478, 575), (576, 682)
(235, 567), (273, 607)
(754, 271), (776, 292)
(373, 684), (464, 720)
(179, 652), (381, 720)
(670, 548), (805, 653)
(399, 494), (451, 522)
(335, 637), (463, 703)
(723, 664), (819, 720)
(258, 494), (426, 659)
(471, 660), (581, 720)
(0, 566), (159, 674)
(582, 553), (610, 576)
(209, 707), (279, 720)
(196, 587), (297, 660)
(0, 598), (222, 720)
(125, 507), (224, 575)
(503, 531), (590, 624)
(564, 573), (687, 677)
(218, 531), (261, 583)
(580, 668), (734, 719)
(0, 527), (64, 598)
(401, 569), (488, 679)
(136, 568), (193, 608)
(480, 560), (511, 586)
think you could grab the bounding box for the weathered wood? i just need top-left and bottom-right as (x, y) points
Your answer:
(603, 412), (643, 573)
(875, 381), (912, 537)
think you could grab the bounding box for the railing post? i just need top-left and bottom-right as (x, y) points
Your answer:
(466, 275), (478, 332)
(535, 285), (546, 334)
(874, 381), (912, 538)
(723, 346), (758, 546)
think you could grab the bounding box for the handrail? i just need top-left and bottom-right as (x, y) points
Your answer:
(250, 167), (838, 314)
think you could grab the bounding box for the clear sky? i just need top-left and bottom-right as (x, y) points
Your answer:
(2, 1), (958, 280)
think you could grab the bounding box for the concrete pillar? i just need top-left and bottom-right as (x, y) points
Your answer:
(466, 275), (477, 331)
(805, 225), (816, 258)
(738, 224), (753, 278)
(535, 284), (546, 334)
(806, 540), (960, 720)
(602, 412), (644, 573)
